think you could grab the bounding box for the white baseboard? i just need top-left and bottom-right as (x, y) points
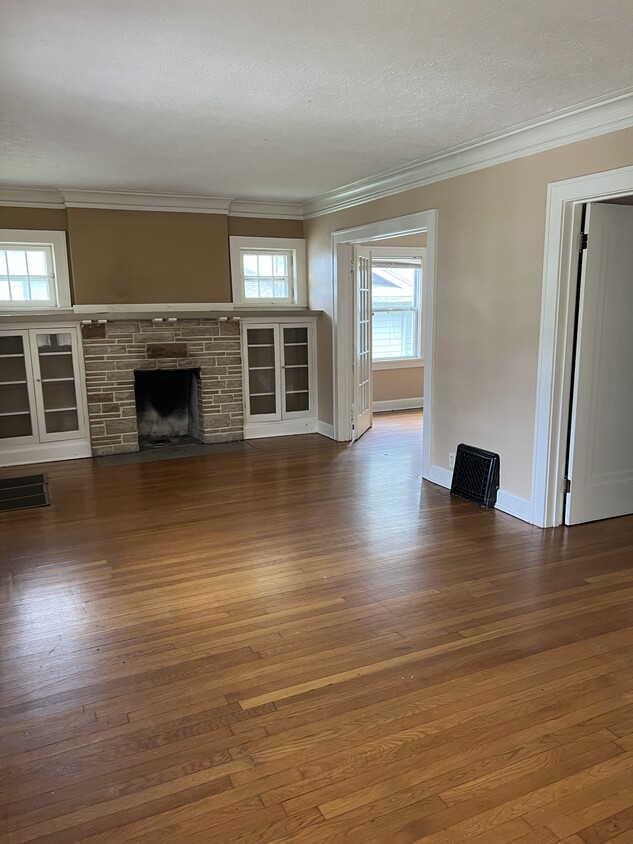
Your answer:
(495, 489), (533, 523)
(0, 439), (92, 468)
(244, 419), (318, 439)
(317, 421), (335, 439)
(373, 397), (424, 412)
(426, 464), (532, 523)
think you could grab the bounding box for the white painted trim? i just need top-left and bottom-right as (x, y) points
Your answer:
(373, 397), (423, 412)
(373, 358), (424, 371)
(303, 92), (633, 217)
(317, 420), (335, 439)
(0, 187), (303, 219)
(496, 490), (533, 523)
(244, 418), (318, 439)
(428, 464), (453, 489)
(72, 303), (235, 314)
(0, 439), (92, 467)
(532, 163), (633, 528)
(229, 200), (304, 220)
(229, 236), (307, 308)
(0, 229), (71, 310)
(332, 210), (437, 486)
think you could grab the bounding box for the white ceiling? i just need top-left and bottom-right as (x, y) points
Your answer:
(2, 0), (633, 204)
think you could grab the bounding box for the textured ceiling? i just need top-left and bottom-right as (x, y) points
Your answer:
(1, 0), (633, 202)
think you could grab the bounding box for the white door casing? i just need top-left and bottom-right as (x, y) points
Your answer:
(565, 203), (633, 525)
(353, 246), (372, 440)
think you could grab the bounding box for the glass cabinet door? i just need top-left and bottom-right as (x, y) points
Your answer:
(30, 331), (82, 440)
(0, 332), (37, 441)
(281, 325), (311, 416)
(245, 326), (280, 420)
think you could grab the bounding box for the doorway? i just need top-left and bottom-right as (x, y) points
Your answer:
(331, 210), (437, 483)
(533, 164), (633, 527)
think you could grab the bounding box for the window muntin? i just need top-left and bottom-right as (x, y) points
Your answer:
(371, 256), (422, 362)
(0, 231), (71, 311)
(0, 246), (55, 306)
(242, 250), (293, 302)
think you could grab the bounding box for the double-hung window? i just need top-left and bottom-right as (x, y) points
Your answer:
(230, 236), (307, 308)
(0, 230), (71, 311)
(371, 248), (424, 366)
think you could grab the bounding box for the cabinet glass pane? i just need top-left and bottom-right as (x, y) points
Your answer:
(284, 367), (309, 393)
(45, 409), (79, 433)
(37, 332), (72, 352)
(283, 343), (308, 366)
(42, 380), (77, 411)
(247, 328), (275, 346)
(0, 414), (32, 439)
(247, 345), (275, 368)
(0, 335), (26, 355)
(0, 354), (28, 382)
(0, 383), (31, 414)
(285, 392), (309, 413)
(283, 326), (308, 345)
(250, 395), (276, 415)
(249, 368), (275, 397)
(39, 353), (74, 380)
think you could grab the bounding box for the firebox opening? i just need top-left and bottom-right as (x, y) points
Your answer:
(134, 369), (201, 450)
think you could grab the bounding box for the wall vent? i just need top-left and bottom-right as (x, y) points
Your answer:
(450, 444), (500, 508)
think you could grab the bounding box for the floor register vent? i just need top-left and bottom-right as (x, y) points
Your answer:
(450, 444), (500, 509)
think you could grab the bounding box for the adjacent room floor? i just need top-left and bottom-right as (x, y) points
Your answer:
(1, 410), (632, 844)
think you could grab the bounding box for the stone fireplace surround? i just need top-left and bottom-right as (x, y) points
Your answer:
(81, 318), (243, 456)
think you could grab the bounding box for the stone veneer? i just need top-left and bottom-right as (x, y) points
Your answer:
(81, 319), (243, 456)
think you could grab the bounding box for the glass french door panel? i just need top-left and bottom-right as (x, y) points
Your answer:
(42, 380), (77, 411)
(250, 395), (276, 415)
(286, 393), (309, 413)
(283, 343), (308, 366)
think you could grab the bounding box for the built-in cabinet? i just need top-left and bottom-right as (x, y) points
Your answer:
(241, 318), (317, 438)
(0, 325), (91, 466)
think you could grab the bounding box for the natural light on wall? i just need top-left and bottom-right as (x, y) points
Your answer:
(371, 255), (422, 361)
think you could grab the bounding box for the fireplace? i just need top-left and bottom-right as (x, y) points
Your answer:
(134, 368), (201, 448)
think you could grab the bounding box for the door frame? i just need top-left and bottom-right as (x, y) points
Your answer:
(331, 210), (437, 483)
(532, 164), (633, 528)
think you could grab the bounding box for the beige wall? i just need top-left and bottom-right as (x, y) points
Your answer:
(306, 126), (633, 501)
(0, 207), (303, 305)
(374, 366), (423, 403)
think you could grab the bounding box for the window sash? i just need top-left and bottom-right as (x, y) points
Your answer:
(371, 261), (422, 362)
(240, 249), (294, 303)
(0, 245), (56, 307)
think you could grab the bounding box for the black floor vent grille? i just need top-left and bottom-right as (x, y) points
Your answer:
(450, 445), (499, 508)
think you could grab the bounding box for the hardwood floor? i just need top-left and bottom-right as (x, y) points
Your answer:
(1, 410), (632, 844)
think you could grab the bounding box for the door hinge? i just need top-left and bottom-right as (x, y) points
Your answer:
(578, 232), (588, 252)
(351, 260), (355, 274)
(564, 477), (571, 493)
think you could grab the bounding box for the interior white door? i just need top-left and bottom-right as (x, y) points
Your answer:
(566, 203), (633, 525)
(353, 246), (372, 440)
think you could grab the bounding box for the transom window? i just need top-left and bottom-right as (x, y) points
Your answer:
(371, 250), (423, 363)
(0, 230), (71, 311)
(230, 236), (307, 308)
(242, 250), (293, 302)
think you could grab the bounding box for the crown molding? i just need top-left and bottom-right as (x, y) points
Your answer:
(302, 91), (633, 218)
(228, 200), (304, 219)
(0, 188), (65, 209)
(61, 190), (234, 214)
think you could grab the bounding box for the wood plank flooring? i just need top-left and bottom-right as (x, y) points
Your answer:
(1, 410), (632, 844)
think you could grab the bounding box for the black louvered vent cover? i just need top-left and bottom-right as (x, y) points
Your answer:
(450, 444), (500, 508)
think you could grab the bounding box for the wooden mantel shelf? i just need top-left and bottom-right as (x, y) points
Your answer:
(0, 307), (322, 325)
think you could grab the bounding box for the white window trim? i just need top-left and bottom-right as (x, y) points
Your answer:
(0, 229), (72, 311)
(369, 246), (425, 368)
(229, 236), (307, 308)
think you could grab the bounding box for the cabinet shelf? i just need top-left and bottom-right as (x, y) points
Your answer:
(248, 366), (275, 371)
(45, 406), (77, 413)
(0, 353), (25, 358)
(247, 344), (275, 349)
(284, 342), (308, 347)
(0, 410), (30, 417)
(38, 351), (72, 356)
(41, 377), (75, 383)
(285, 390), (309, 395)
(0, 380), (28, 385)
(250, 391), (275, 397)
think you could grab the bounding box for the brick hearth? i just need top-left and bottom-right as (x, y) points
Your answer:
(81, 318), (243, 455)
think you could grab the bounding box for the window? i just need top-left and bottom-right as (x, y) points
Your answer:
(230, 236), (307, 307)
(371, 248), (424, 366)
(0, 230), (71, 310)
